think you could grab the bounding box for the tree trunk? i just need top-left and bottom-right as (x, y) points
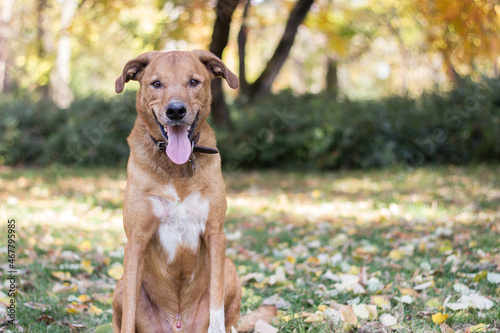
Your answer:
(325, 57), (338, 98)
(237, 0), (251, 96)
(0, 0), (14, 93)
(248, 0), (315, 100)
(37, 0), (50, 102)
(209, 0), (240, 128)
(50, 0), (78, 108)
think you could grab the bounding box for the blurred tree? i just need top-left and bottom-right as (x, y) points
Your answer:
(416, 0), (500, 83)
(0, 0), (14, 93)
(239, 0), (315, 101)
(50, 0), (78, 108)
(209, 0), (241, 127)
(36, 0), (52, 102)
(306, 0), (380, 97)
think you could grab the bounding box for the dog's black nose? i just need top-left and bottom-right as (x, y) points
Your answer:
(166, 102), (187, 120)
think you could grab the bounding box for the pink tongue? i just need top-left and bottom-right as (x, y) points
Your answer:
(166, 125), (191, 165)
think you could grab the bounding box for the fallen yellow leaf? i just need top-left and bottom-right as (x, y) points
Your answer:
(108, 263), (124, 281)
(389, 249), (405, 261)
(371, 295), (391, 310)
(304, 311), (324, 323)
(473, 271), (487, 283)
(400, 288), (418, 297)
(81, 260), (94, 274)
(431, 312), (449, 325)
(66, 301), (87, 314)
(281, 313), (300, 322)
(468, 323), (488, 332)
(89, 304), (103, 315)
(318, 304), (328, 312)
(52, 282), (77, 293)
(51, 271), (71, 281)
(347, 265), (360, 275)
(305, 257), (320, 265)
(285, 256), (296, 264)
(77, 240), (92, 252)
(78, 294), (91, 303)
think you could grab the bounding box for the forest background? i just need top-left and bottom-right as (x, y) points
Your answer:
(0, 0), (499, 170)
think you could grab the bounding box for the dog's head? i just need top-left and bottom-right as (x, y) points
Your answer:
(115, 50), (238, 165)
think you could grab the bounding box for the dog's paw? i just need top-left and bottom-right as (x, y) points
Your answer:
(208, 308), (226, 333)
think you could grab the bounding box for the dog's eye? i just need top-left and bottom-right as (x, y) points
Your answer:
(189, 79), (200, 87)
(151, 80), (161, 88)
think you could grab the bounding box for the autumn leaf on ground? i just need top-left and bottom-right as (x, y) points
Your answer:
(371, 295), (391, 310)
(66, 301), (88, 314)
(51, 271), (71, 281)
(440, 323), (454, 333)
(77, 240), (92, 252)
(89, 304), (103, 315)
(339, 305), (358, 330)
(352, 304), (377, 320)
(467, 323), (488, 332)
(432, 312), (449, 325)
(52, 282), (77, 293)
(81, 260), (94, 274)
(380, 313), (397, 326)
(77, 294), (92, 303)
(108, 262), (124, 281)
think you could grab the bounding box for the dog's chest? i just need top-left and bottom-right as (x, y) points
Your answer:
(150, 185), (209, 263)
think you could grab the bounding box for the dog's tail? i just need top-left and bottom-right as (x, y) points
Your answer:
(236, 305), (278, 332)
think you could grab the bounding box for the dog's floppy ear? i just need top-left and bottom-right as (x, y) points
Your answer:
(115, 51), (159, 93)
(192, 50), (239, 89)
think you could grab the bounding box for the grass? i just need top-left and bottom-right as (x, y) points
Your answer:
(0, 164), (499, 332)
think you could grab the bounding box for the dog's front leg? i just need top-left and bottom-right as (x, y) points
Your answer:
(119, 239), (146, 333)
(118, 208), (159, 333)
(206, 230), (227, 333)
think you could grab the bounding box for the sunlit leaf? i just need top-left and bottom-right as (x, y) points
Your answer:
(81, 260), (94, 274)
(468, 323), (488, 332)
(431, 312), (449, 325)
(89, 304), (103, 315)
(77, 240), (92, 252)
(108, 263), (124, 281)
(371, 295), (391, 310)
(51, 271), (71, 281)
(304, 311), (324, 323)
(77, 294), (92, 303)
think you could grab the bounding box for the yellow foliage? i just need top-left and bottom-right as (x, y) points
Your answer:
(431, 312), (449, 325)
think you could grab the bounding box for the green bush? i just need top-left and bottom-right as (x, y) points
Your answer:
(1, 77), (499, 169)
(0, 92), (137, 167)
(217, 76), (500, 170)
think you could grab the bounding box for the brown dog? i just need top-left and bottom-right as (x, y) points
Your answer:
(112, 50), (241, 333)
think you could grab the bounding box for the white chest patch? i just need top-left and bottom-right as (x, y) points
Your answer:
(150, 185), (209, 263)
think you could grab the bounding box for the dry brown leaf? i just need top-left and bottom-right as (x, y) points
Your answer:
(440, 323), (454, 333)
(36, 315), (55, 325)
